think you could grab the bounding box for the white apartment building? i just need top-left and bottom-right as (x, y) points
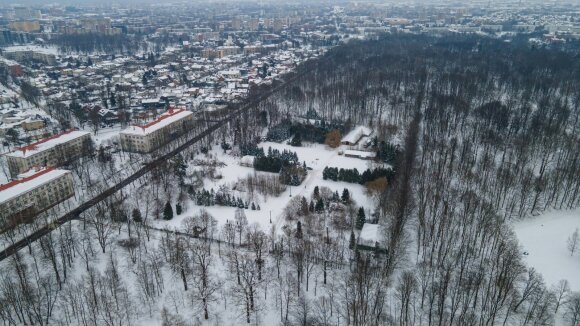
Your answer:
(0, 167), (74, 232)
(120, 108), (194, 153)
(4, 129), (92, 177)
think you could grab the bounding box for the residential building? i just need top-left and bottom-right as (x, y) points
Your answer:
(120, 108), (194, 153)
(216, 46), (241, 58)
(0, 167), (74, 232)
(2, 46), (57, 65)
(0, 57), (23, 77)
(4, 130), (92, 177)
(9, 21), (41, 32)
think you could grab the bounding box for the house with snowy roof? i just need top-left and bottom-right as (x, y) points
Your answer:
(358, 223), (387, 253)
(341, 126), (373, 146)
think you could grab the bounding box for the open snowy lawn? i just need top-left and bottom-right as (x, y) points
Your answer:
(83, 125), (123, 146)
(153, 141), (377, 234)
(513, 208), (580, 291)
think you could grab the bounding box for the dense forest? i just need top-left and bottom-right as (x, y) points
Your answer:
(0, 34), (579, 325)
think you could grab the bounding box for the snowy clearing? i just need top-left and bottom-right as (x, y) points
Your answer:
(152, 141), (378, 234)
(513, 208), (580, 291)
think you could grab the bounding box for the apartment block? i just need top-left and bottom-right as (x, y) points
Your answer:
(120, 108), (194, 153)
(9, 21), (41, 32)
(3, 47), (57, 65)
(4, 130), (92, 177)
(0, 167), (74, 232)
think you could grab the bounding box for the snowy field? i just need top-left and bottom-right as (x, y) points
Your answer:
(513, 208), (580, 291)
(152, 141), (379, 234)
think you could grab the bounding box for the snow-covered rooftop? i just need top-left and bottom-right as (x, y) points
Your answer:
(120, 108), (193, 136)
(0, 167), (70, 204)
(6, 129), (91, 158)
(344, 150), (376, 159)
(342, 126), (372, 144)
(3, 45), (58, 56)
(359, 223), (385, 247)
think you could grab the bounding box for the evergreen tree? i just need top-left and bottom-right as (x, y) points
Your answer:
(163, 201), (174, 220)
(251, 202), (256, 210)
(309, 200), (315, 213)
(315, 198), (325, 213)
(342, 188), (350, 202)
(356, 207), (366, 230)
(296, 221), (303, 239)
(176, 203), (182, 215)
(290, 132), (302, 146)
(349, 230), (356, 249)
(132, 208), (142, 223)
(313, 186), (320, 199)
(110, 92), (116, 107)
(300, 197), (309, 215)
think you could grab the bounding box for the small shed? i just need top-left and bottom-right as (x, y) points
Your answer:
(344, 150), (376, 160)
(240, 155), (255, 167)
(358, 223), (387, 253)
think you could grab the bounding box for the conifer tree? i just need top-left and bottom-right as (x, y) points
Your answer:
(349, 230), (356, 249)
(132, 208), (142, 222)
(296, 221), (303, 239)
(163, 201), (174, 220)
(355, 207), (366, 230)
(342, 188), (350, 202)
(315, 198), (325, 213)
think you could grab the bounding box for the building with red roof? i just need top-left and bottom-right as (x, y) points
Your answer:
(120, 108), (193, 153)
(0, 167), (74, 232)
(4, 129), (92, 177)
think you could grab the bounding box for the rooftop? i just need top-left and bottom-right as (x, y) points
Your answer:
(6, 129), (91, 158)
(359, 223), (385, 247)
(342, 125), (372, 144)
(0, 167), (70, 204)
(120, 108), (193, 136)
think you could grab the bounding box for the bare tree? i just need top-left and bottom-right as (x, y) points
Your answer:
(564, 292), (580, 326)
(553, 279), (570, 313)
(190, 241), (219, 320)
(568, 228), (579, 257)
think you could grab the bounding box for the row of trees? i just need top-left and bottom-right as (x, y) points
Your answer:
(322, 166), (394, 185)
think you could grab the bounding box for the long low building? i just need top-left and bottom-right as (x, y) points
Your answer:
(0, 167), (74, 232)
(120, 108), (194, 153)
(4, 129), (92, 177)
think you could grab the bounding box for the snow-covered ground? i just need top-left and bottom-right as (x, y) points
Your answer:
(152, 141), (378, 234)
(513, 208), (580, 291)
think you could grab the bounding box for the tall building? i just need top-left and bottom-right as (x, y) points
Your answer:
(2, 46), (57, 65)
(9, 21), (41, 32)
(4, 130), (92, 177)
(13, 7), (41, 20)
(120, 108), (194, 153)
(0, 29), (13, 46)
(0, 167), (74, 232)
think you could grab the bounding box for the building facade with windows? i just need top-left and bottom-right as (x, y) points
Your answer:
(0, 167), (74, 232)
(120, 108), (194, 153)
(4, 130), (92, 177)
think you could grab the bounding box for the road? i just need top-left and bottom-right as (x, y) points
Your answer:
(0, 74), (299, 262)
